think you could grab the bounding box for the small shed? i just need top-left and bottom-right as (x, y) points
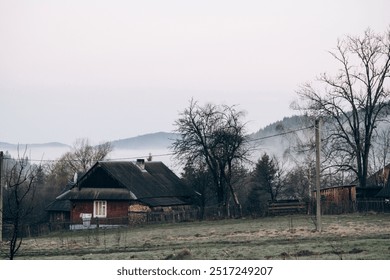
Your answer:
(45, 199), (71, 226)
(320, 184), (356, 204)
(313, 184), (357, 214)
(45, 182), (75, 227)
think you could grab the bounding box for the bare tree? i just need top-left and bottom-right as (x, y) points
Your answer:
(64, 138), (112, 173)
(3, 148), (39, 259)
(46, 138), (112, 187)
(294, 28), (390, 190)
(171, 99), (250, 217)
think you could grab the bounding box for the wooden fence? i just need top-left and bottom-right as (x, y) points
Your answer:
(2, 201), (389, 239)
(310, 199), (390, 215)
(2, 208), (209, 239)
(356, 200), (390, 213)
(268, 201), (308, 215)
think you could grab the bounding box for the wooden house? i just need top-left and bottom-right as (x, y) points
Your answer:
(51, 159), (197, 227)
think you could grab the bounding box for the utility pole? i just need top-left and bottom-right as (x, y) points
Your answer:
(315, 119), (322, 232)
(0, 151), (3, 242)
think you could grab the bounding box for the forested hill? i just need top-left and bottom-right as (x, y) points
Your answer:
(245, 114), (315, 162)
(249, 115), (312, 140)
(110, 132), (179, 150)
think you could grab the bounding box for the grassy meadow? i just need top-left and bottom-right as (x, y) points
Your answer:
(1, 213), (390, 260)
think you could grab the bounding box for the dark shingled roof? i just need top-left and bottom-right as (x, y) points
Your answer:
(376, 186), (390, 198)
(46, 182), (74, 212)
(46, 199), (71, 212)
(58, 161), (195, 207)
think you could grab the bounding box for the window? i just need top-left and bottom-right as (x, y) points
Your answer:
(93, 200), (107, 218)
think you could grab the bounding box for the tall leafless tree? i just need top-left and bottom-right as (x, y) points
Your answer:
(172, 99), (250, 217)
(294, 28), (390, 190)
(3, 148), (39, 259)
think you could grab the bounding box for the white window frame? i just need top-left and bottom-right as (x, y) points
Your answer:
(93, 200), (107, 218)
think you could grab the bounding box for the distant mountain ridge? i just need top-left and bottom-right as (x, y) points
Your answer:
(0, 142), (70, 150)
(0, 116), (309, 154)
(0, 132), (179, 152)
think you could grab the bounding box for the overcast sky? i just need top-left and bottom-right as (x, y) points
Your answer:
(1, 0), (389, 145)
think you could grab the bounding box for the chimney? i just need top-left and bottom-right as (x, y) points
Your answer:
(136, 159), (145, 170)
(73, 172), (78, 184)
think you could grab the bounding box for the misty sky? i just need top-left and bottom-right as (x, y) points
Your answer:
(1, 0), (389, 145)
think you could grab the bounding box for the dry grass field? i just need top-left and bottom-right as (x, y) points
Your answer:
(2, 213), (390, 260)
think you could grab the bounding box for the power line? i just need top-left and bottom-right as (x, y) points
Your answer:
(105, 153), (175, 162)
(2, 152), (175, 164)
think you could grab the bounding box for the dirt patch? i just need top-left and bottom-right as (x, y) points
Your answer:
(295, 250), (316, 257)
(348, 248), (364, 254)
(164, 248), (192, 260)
